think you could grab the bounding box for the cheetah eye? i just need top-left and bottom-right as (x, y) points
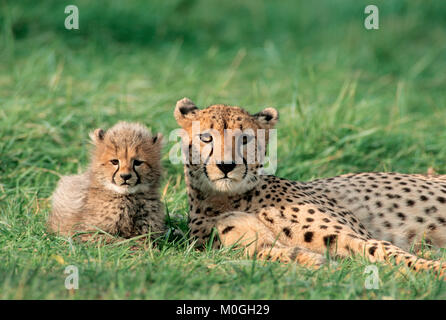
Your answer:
(110, 159), (119, 165)
(199, 133), (213, 143)
(133, 159), (143, 166)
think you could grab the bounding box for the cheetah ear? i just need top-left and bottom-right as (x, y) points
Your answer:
(174, 97), (199, 127)
(151, 133), (163, 146)
(89, 128), (105, 144)
(253, 107), (279, 128)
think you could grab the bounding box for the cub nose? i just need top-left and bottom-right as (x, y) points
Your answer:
(120, 173), (132, 181)
(217, 162), (236, 175)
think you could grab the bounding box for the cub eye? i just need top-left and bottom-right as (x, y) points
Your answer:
(110, 159), (119, 165)
(199, 133), (213, 143)
(133, 160), (143, 166)
(241, 135), (254, 145)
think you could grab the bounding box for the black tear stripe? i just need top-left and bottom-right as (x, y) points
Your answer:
(203, 155), (210, 180)
(133, 163), (141, 185)
(202, 146), (213, 180)
(203, 165), (209, 180)
(242, 157), (248, 179)
(208, 144), (214, 159)
(188, 143), (193, 161)
(235, 138), (249, 180)
(236, 138), (245, 162)
(112, 163), (120, 184)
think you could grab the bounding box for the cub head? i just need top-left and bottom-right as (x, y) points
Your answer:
(89, 121), (163, 194)
(174, 97), (278, 195)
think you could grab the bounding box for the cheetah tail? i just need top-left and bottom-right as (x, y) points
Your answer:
(354, 238), (446, 279)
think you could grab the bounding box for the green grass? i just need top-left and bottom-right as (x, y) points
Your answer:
(1, 0), (446, 299)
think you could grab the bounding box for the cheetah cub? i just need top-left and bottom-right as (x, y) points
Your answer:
(47, 122), (166, 241)
(174, 97), (446, 278)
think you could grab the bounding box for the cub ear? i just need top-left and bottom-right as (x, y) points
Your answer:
(174, 97), (199, 127)
(253, 107), (279, 128)
(89, 128), (105, 144)
(151, 133), (163, 146)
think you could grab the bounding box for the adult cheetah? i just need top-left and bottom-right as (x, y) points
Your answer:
(174, 97), (446, 277)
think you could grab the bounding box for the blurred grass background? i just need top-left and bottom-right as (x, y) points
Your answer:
(1, 0), (446, 299)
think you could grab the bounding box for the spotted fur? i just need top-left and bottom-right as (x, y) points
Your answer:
(311, 172), (446, 251)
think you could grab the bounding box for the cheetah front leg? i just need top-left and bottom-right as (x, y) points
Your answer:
(68, 218), (122, 243)
(132, 210), (167, 240)
(73, 232), (118, 244)
(215, 212), (326, 268)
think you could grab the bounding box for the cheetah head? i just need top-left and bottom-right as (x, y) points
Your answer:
(174, 98), (278, 195)
(89, 121), (163, 194)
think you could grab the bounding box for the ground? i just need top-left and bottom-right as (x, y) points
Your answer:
(1, 0), (446, 299)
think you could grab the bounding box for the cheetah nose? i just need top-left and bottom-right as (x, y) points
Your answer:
(217, 162), (236, 175)
(120, 173), (132, 181)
